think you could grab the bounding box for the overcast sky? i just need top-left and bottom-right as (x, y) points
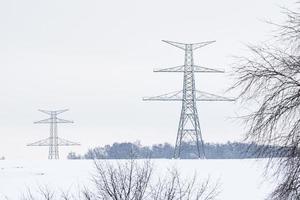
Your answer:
(0, 0), (295, 159)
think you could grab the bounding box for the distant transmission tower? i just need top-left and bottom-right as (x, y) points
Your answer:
(143, 40), (234, 159)
(28, 109), (80, 159)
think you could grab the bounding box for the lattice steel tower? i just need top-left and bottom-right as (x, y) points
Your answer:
(143, 40), (234, 159)
(28, 109), (80, 159)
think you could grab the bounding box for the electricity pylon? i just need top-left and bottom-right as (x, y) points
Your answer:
(27, 109), (80, 159)
(143, 40), (234, 159)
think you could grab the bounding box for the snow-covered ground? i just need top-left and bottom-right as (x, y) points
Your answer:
(0, 159), (276, 200)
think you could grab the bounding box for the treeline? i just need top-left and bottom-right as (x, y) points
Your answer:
(68, 141), (283, 159)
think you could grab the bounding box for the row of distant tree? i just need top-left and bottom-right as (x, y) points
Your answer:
(67, 141), (283, 159)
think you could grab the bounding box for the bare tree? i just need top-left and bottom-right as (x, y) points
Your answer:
(231, 3), (300, 200)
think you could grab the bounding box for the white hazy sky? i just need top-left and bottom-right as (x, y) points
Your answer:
(0, 0), (295, 159)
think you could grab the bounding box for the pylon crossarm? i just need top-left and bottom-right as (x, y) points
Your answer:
(27, 138), (51, 146)
(143, 90), (235, 101)
(57, 137), (80, 146)
(56, 118), (74, 123)
(38, 109), (53, 115)
(27, 137), (79, 146)
(38, 109), (69, 115)
(34, 118), (52, 124)
(154, 65), (224, 73)
(162, 40), (186, 50)
(195, 90), (235, 101)
(54, 109), (69, 115)
(162, 40), (216, 51)
(154, 65), (185, 72)
(193, 65), (224, 73)
(143, 90), (183, 101)
(192, 41), (216, 50)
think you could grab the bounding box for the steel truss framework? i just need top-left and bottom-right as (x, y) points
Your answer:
(27, 109), (80, 159)
(143, 40), (234, 159)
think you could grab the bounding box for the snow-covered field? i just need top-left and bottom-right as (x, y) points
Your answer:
(0, 159), (276, 200)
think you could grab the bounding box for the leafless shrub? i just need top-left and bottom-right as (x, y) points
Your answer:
(18, 159), (219, 200)
(21, 186), (56, 200)
(151, 168), (219, 200)
(92, 159), (219, 200)
(20, 185), (94, 200)
(230, 2), (300, 200)
(92, 159), (153, 200)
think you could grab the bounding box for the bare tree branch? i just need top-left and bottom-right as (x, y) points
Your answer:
(231, 3), (300, 200)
